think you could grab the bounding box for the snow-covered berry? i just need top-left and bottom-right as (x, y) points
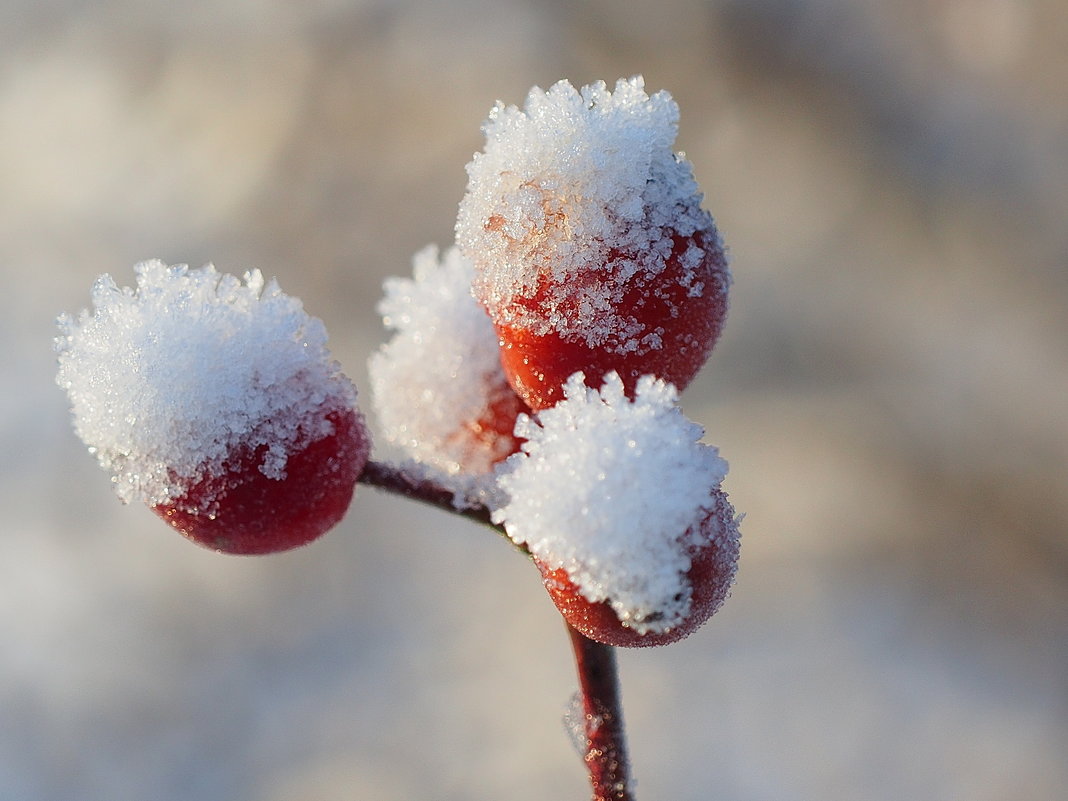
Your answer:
(457, 76), (730, 411)
(55, 260), (371, 554)
(492, 372), (740, 646)
(369, 245), (527, 474)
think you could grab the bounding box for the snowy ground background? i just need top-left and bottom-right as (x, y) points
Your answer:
(3, 1), (1067, 799)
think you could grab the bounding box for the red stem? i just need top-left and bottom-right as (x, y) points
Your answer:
(359, 459), (497, 528)
(568, 624), (633, 801)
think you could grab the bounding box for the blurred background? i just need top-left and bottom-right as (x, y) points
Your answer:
(3, 0), (1066, 799)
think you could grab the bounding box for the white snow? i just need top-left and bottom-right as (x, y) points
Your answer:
(492, 372), (730, 634)
(456, 76), (716, 353)
(54, 260), (357, 509)
(369, 245), (522, 474)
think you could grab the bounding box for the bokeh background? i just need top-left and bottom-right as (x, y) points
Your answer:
(3, 1), (1066, 799)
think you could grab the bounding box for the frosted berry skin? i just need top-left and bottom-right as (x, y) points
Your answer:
(496, 229), (729, 411)
(154, 407), (370, 555)
(538, 492), (740, 648)
(448, 379), (527, 470)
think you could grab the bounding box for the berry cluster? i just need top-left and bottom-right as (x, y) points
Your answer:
(56, 76), (739, 647)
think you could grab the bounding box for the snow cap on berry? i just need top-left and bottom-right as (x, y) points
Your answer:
(457, 76), (723, 354)
(492, 371), (734, 634)
(55, 260), (363, 510)
(369, 245), (525, 474)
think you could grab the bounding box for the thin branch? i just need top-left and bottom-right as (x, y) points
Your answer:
(357, 459), (528, 554)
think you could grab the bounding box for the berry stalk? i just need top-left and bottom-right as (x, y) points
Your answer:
(568, 624), (633, 801)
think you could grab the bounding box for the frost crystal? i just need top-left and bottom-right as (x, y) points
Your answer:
(369, 245), (524, 474)
(456, 75), (719, 353)
(563, 691), (591, 756)
(493, 372), (730, 633)
(55, 260), (357, 509)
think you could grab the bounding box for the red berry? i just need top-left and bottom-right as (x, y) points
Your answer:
(495, 228), (728, 410)
(153, 407), (370, 555)
(536, 493), (739, 647)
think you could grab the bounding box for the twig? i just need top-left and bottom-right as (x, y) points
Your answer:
(359, 459), (493, 525)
